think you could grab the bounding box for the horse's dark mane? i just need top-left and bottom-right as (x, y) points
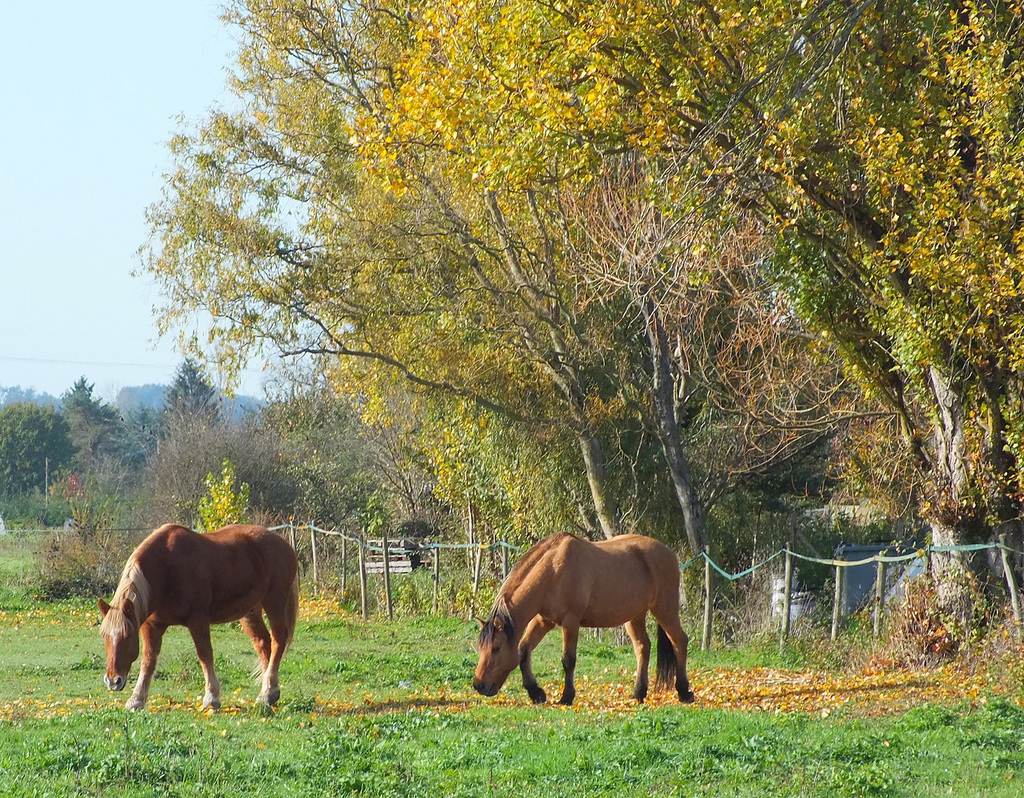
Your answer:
(479, 533), (577, 647)
(502, 532), (571, 588)
(479, 594), (516, 647)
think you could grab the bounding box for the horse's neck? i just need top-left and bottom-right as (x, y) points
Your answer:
(502, 534), (569, 627)
(502, 578), (544, 636)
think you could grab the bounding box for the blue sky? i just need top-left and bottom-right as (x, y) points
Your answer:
(0, 2), (270, 401)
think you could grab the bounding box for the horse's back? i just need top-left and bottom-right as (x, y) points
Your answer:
(595, 534), (680, 578)
(207, 524), (295, 559)
(143, 523), (294, 572)
(138, 524), (297, 625)
(204, 524), (298, 592)
(533, 533), (680, 626)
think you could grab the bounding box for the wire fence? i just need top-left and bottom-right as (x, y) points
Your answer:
(5, 522), (1021, 650)
(275, 523), (1024, 651)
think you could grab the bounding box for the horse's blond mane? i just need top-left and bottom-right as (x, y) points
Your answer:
(100, 558), (151, 638)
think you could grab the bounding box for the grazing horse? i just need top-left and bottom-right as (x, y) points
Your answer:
(98, 523), (299, 711)
(474, 532), (694, 705)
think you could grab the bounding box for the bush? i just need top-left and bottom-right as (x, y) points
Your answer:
(0, 492), (73, 529)
(34, 529), (142, 600)
(882, 571), (990, 669)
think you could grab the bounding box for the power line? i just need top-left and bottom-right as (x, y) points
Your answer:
(0, 354), (175, 370)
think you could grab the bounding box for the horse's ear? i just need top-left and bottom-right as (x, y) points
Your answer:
(98, 599), (110, 617)
(122, 598), (137, 624)
(492, 615), (504, 633)
(474, 616), (486, 629)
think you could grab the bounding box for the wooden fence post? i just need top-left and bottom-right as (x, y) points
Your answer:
(358, 537), (368, 620)
(701, 552), (714, 651)
(502, 544), (509, 582)
(341, 536), (348, 595)
(466, 503), (475, 570)
(470, 545), (483, 620)
(381, 528), (393, 621)
(310, 526), (319, 596)
(780, 546), (793, 649)
(831, 563), (843, 641)
(872, 559), (887, 637)
(432, 545), (441, 614)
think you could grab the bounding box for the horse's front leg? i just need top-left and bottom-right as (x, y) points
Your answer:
(127, 621), (164, 711)
(519, 615), (555, 704)
(558, 620), (580, 706)
(187, 620), (221, 709)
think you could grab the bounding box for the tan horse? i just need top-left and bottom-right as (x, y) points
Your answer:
(474, 532), (694, 705)
(98, 523), (299, 711)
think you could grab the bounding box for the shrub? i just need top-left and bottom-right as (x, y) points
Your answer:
(197, 458), (250, 531)
(34, 529), (141, 600)
(882, 571), (990, 668)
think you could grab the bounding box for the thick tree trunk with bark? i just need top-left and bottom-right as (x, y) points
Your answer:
(926, 365), (989, 623)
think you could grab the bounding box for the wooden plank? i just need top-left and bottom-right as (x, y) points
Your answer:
(366, 560), (415, 574)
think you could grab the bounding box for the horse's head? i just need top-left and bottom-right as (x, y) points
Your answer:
(97, 598), (140, 692)
(473, 608), (518, 697)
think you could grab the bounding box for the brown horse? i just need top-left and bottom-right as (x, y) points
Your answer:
(98, 523), (299, 711)
(474, 532), (694, 705)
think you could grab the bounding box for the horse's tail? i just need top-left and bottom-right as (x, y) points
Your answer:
(655, 625), (677, 691)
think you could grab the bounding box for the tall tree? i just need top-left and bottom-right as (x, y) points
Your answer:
(348, 0), (1024, 572)
(144, 2), (654, 540)
(164, 358), (221, 427)
(0, 402), (74, 496)
(143, 0), (860, 551)
(61, 378), (123, 477)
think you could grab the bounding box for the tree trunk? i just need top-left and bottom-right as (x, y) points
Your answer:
(578, 430), (620, 539)
(642, 295), (707, 555)
(927, 365), (982, 622)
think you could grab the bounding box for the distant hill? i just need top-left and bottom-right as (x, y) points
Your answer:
(1, 383), (264, 420)
(115, 384), (166, 411)
(0, 386), (59, 407)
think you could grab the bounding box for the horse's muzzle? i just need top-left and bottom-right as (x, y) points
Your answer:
(473, 680), (499, 697)
(105, 674), (126, 692)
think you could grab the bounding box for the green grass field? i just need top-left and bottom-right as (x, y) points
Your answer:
(2, 529), (1024, 797)
(2, 584), (1024, 797)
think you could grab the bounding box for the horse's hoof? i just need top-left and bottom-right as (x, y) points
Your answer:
(125, 699), (145, 712)
(258, 687), (281, 707)
(526, 686), (547, 704)
(558, 693), (575, 706)
(203, 697), (221, 710)
(679, 689), (695, 704)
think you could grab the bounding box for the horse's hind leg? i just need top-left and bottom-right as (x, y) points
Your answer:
(259, 604), (294, 707)
(558, 620), (580, 706)
(240, 609), (272, 678)
(652, 604), (695, 703)
(624, 615), (652, 703)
